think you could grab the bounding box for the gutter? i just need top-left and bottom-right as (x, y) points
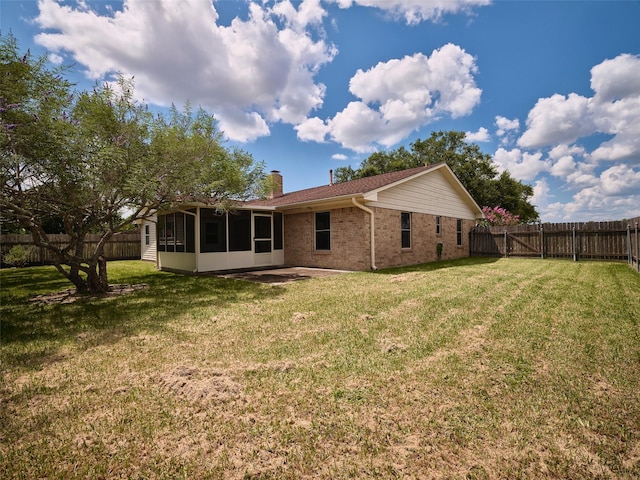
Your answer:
(351, 197), (377, 271)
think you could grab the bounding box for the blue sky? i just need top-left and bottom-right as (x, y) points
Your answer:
(3, 0), (640, 222)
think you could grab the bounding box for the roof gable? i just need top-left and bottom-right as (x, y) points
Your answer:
(247, 163), (482, 216)
(249, 164), (437, 206)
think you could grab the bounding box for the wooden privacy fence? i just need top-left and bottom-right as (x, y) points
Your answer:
(471, 217), (640, 271)
(0, 232), (141, 267)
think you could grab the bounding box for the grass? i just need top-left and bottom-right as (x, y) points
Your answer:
(1, 258), (639, 479)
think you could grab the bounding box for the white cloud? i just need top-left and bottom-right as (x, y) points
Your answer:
(517, 93), (595, 149)
(332, 153), (348, 160)
(531, 178), (551, 212)
(272, 0), (326, 31)
(327, 101), (387, 153)
(216, 110), (270, 143)
(318, 44), (481, 151)
(547, 144), (585, 178)
(591, 53), (640, 104)
(535, 164), (640, 222)
(330, 0), (491, 25)
(548, 144), (585, 161)
(494, 115), (519, 145)
(560, 186), (640, 222)
(589, 95), (640, 162)
(48, 52), (64, 64)
(541, 145), (602, 191)
(465, 127), (490, 142)
(295, 117), (330, 142)
(517, 53), (640, 162)
(566, 170), (598, 189)
(494, 148), (549, 181)
(510, 53), (640, 222)
(549, 155), (576, 178)
(599, 164), (640, 196)
(34, 0), (336, 142)
(495, 115), (519, 136)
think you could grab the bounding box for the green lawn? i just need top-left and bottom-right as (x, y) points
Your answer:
(1, 258), (639, 479)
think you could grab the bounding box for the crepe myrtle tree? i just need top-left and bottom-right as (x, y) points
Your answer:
(1, 35), (265, 294)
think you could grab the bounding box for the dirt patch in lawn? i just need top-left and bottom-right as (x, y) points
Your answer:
(29, 283), (148, 305)
(154, 366), (245, 405)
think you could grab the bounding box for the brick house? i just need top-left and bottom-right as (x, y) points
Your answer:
(145, 163), (483, 273)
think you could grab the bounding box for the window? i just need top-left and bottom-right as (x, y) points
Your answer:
(456, 219), (463, 246)
(228, 210), (251, 252)
(273, 212), (283, 250)
(157, 211), (195, 252)
(401, 212), (411, 249)
(315, 211), (331, 250)
(144, 224), (150, 246)
(200, 208), (227, 253)
(436, 216), (441, 235)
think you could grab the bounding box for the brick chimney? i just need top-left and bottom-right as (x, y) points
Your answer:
(268, 170), (283, 199)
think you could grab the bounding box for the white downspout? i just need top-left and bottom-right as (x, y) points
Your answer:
(352, 197), (377, 271)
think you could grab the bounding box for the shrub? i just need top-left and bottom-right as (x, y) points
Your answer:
(3, 245), (34, 267)
(479, 206), (521, 226)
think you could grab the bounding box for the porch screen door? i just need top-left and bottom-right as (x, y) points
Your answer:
(253, 214), (272, 265)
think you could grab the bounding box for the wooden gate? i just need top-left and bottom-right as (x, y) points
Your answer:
(471, 219), (640, 269)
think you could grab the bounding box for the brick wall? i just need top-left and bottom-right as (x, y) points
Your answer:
(284, 206), (475, 271)
(373, 208), (474, 269)
(284, 207), (371, 270)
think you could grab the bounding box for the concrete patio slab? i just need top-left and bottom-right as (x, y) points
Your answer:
(216, 267), (351, 284)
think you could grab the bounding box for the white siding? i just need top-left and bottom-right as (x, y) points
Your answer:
(141, 218), (157, 261)
(368, 170), (478, 219)
(158, 252), (196, 272)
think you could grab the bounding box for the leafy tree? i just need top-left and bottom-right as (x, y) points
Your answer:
(334, 131), (538, 222)
(1, 35), (265, 294)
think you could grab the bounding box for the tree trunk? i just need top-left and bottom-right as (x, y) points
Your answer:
(85, 256), (110, 294)
(68, 263), (89, 294)
(54, 257), (110, 295)
(53, 259), (89, 294)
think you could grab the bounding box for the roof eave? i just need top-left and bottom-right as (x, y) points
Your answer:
(274, 193), (365, 213)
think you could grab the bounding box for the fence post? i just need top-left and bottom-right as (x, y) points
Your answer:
(504, 230), (508, 258)
(627, 223), (633, 267)
(572, 226), (577, 262)
(540, 225), (544, 259)
(632, 222), (640, 272)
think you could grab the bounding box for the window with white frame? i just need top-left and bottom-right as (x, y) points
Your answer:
(456, 219), (463, 246)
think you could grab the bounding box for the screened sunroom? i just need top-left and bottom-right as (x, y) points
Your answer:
(156, 207), (284, 273)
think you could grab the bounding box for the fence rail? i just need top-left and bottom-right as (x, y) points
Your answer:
(0, 232), (141, 267)
(471, 217), (640, 271)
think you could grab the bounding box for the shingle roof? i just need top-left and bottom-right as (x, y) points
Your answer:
(247, 164), (443, 207)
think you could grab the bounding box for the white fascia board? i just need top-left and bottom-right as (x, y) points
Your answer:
(275, 193), (365, 211)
